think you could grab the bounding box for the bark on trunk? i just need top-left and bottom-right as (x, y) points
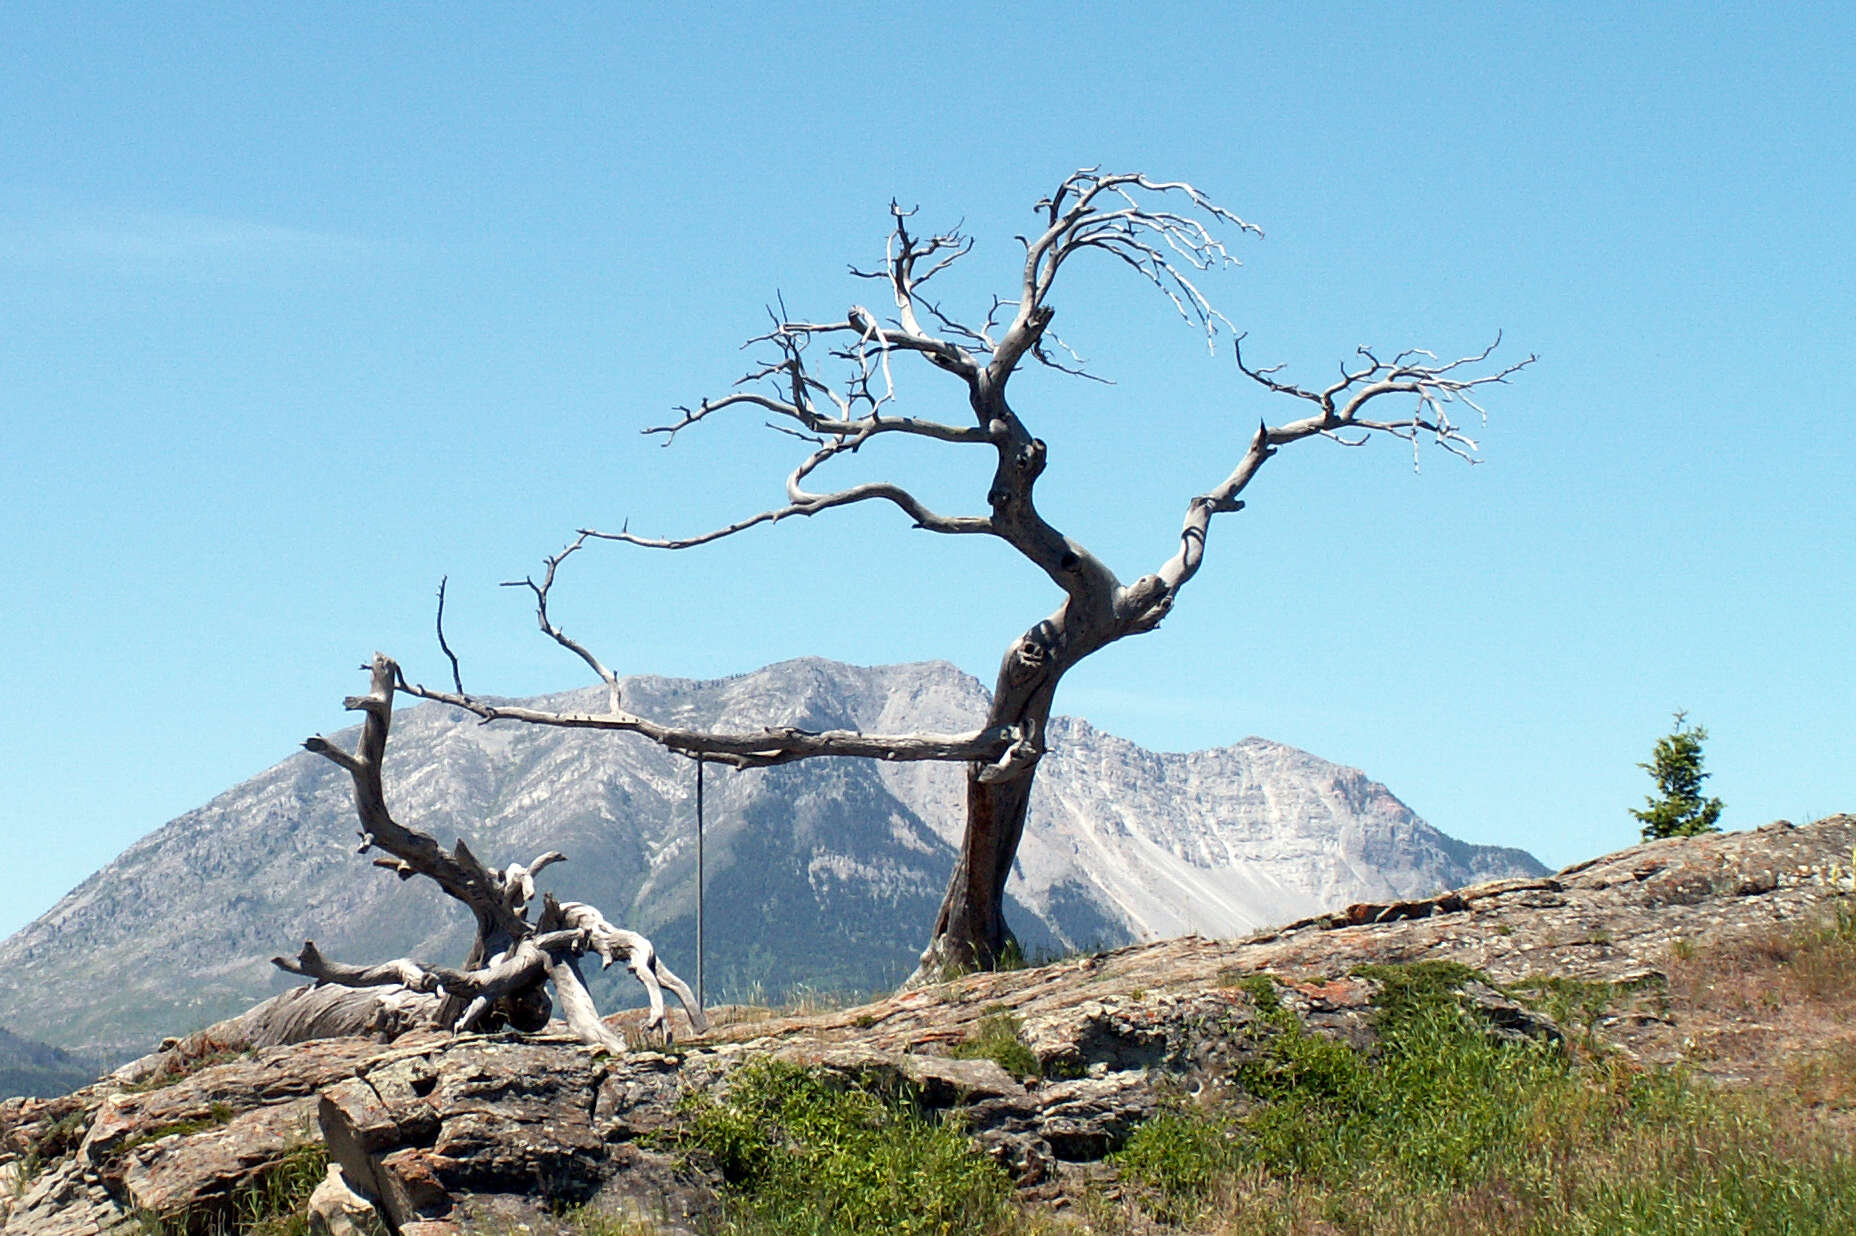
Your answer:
(914, 771), (1036, 977)
(911, 646), (1062, 981)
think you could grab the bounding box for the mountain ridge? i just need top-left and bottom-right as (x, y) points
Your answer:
(0, 1026), (98, 1102)
(0, 657), (1541, 1062)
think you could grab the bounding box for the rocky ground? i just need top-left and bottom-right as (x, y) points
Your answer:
(3, 815), (1850, 1236)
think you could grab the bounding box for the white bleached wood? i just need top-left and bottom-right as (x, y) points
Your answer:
(557, 901), (710, 1034)
(282, 655), (706, 1051)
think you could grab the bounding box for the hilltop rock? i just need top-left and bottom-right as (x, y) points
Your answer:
(1, 816), (1844, 1235)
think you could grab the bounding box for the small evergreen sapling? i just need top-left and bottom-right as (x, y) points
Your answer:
(1631, 711), (1725, 840)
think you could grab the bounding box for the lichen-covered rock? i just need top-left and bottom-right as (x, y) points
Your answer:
(321, 1037), (611, 1227)
(768, 1042), (1026, 1104)
(112, 1098), (319, 1218)
(321, 1036), (725, 1232)
(1, 1152), (141, 1236)
(1, 1033), (406, 1235)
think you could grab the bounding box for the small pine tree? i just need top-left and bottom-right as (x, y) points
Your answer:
(1631, 710), (1725, 841)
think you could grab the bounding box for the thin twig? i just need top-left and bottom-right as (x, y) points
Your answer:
(435, 576), (465, 696)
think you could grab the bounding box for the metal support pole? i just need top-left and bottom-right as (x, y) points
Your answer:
(695, 755), (705, 1009)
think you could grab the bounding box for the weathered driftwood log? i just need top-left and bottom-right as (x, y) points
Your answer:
(556, 900), (709, 1034)
(272, 653), (703, 1050)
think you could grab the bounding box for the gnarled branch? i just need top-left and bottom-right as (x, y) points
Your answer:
(270, 942), (436, 993)
(302, 655), (516, 936)
(395, 550), (1022, 772)
(995, 169), (1262, 380)
(289, 656), (708, 1048)
(395, 679), (1022, 771)
(556, 899), (709, 1034)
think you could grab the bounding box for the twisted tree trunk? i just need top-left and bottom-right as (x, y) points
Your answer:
(923, 713), (1051, 975)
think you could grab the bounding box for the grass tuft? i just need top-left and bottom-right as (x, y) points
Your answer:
(1109, 956), (1856, 1233)
(661, 1056), (1013, 1236)
(562, 1207), (664, 1236)
(949, 1013), (1040, 1081)
(133, 1139), (327, 1235)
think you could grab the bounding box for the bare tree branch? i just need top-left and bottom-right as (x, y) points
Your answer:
(435, 576), (465, 695)
(271, 933), (583, 1033)
(291, 655), (710, 1047)
(583, 480), (993, 549)
(993, 169), (1262, 380)
(392, 675), (1022, 772)
(586, 171), (1264, 610)
(543, 952), (626, 1052)
(642, 390), (986, 448)
(501, 536), (623, 714)
(401, 540), (1021, 771)
(271, 942), (436, 993)
(1119, 336), (1536, 633)
(302, 655), (514, 928)
(557, 899), (709, 1034)
(500, 851), (566, 918)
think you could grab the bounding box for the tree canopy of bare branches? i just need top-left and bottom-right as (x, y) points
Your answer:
(385, 168), (1530, 981)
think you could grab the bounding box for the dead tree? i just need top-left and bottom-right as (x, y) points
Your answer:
(274, 653), (707, 1050)
(386, 168), (1531, 981)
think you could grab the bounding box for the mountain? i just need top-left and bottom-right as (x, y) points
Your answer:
(0, 658), (1541, 1063)
(0, 1025), (99, 1100)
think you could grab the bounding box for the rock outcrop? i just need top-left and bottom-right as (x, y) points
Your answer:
(2, 815), (1845, 1235)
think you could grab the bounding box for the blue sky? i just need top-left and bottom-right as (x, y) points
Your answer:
(2, 4), (1851, 941)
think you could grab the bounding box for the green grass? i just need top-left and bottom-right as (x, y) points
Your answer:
(229, 1142), (328, 1236)
(659, 1056), (1013, 1236)
(1231, 972), (1282, 1012)
(1507, 971), (1664, 1052)
(1109, 1111), (1232, 1226)
(948, 1012), (1040, 1081)
(1800, 895), (1856, 956)
(562, 1208), (663, 1236)
(1108, 959), (1856, 1234)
